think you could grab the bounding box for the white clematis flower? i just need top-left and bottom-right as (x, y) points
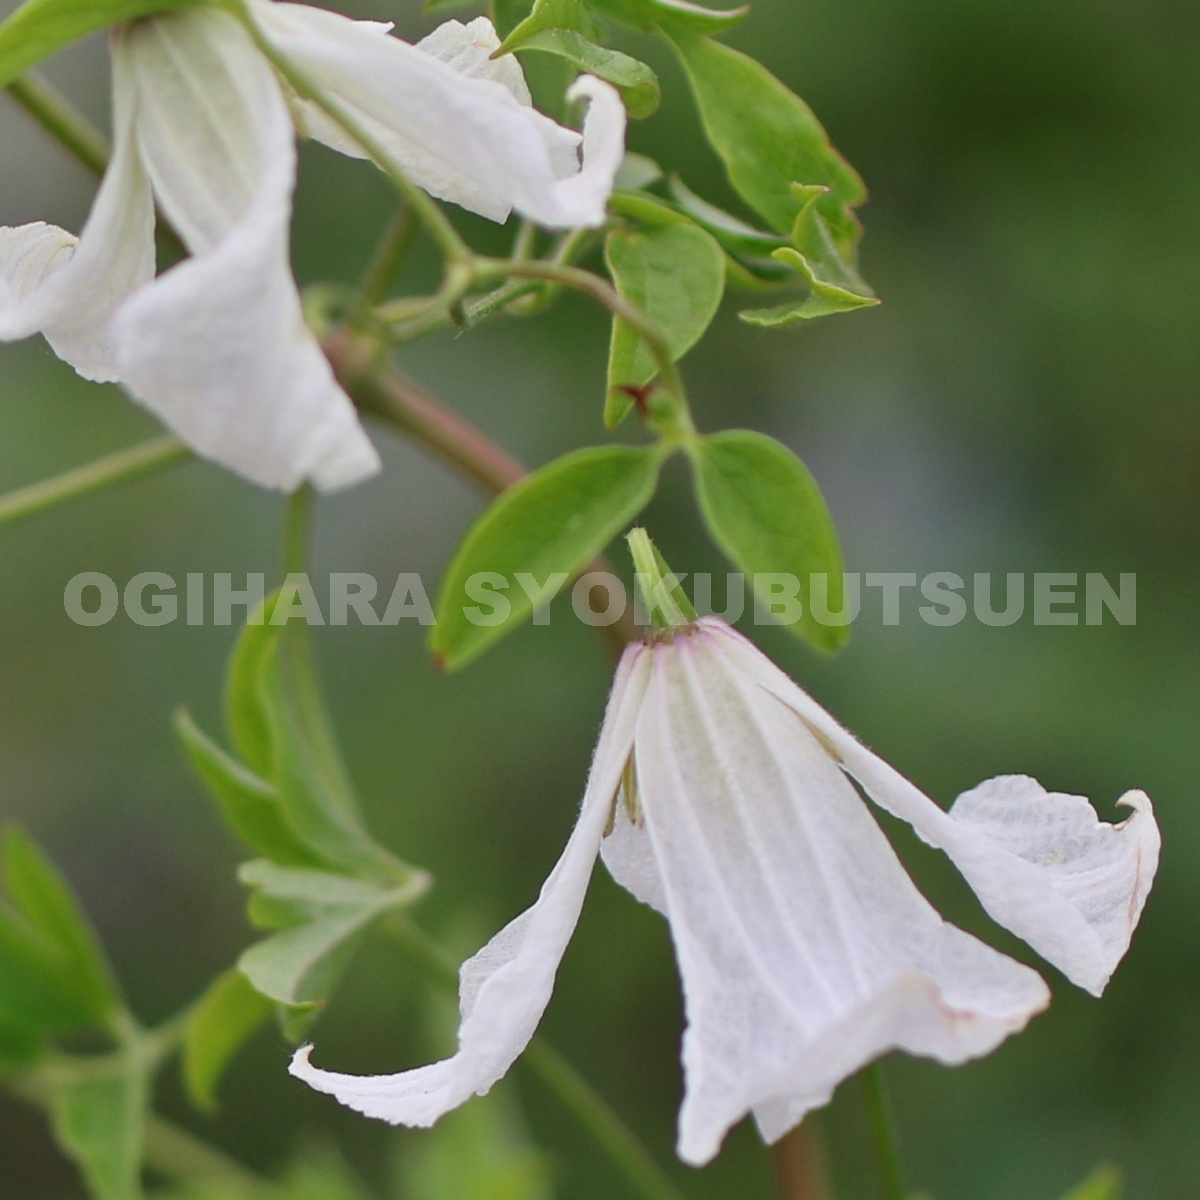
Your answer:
(291, 605), (1158, 1165)
(0, 5), (625, 491)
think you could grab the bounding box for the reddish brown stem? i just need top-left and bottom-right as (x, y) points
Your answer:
(324, 328), (640, 657)
(774, 1120), (835, 1200)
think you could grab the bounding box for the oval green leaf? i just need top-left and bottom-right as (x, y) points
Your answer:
(182, 969), (274, 1111)
(432, 444), (664, 670)
(605, 223), (725, 427)
(691, 430), (847, 652)
(0, 829), (119, 1029)
(668, 31), (866, 250)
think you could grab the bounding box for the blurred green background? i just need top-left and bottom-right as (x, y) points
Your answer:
(1, 0), (1197, 1197)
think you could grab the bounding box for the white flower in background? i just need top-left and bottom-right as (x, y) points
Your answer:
(0, 4), (625, 491)
(291, 548), (1159, 1165)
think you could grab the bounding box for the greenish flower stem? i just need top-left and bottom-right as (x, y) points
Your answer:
(0, 436), (191, 530)
(142, 1112), (267, 1191)
(7, 1019), (266, 1193)
(360, 205), (419, 305)
(324, 328), (640, 654)
(475, 257), (688, 407)
(861, 1063), (906, 1200)
(230, 0), (473, 271)
(386, 919), (688, 1200)
(281, 484), (316, 579)
(5, 71), (109, 177)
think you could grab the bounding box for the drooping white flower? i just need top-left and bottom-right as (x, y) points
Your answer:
(0, 5), (625, 491)
(290, 602), (1159, 1164)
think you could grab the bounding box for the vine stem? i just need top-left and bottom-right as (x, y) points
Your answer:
(386, 919), (688, 1200)
(360, 205), (419, 305)
(5, 72), (109, 176)
(0, 436), (191, 529)
(475, 258), (688, 408)
(324, 327), (640, 654)
(861, 1063), (907, 1200)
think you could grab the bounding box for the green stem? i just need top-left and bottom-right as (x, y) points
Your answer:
(280, 484), (315, 579)
(861, 1064), (906, 1200)
(477, 258), (687, 405)
(386, 920), (687, 1200)
(142, 1113), (266, 1191)
(0, 437), (191, 530)
(5, 72), (109, 176)
(360, 205), (419, 305)
(231, 0), (472, 268)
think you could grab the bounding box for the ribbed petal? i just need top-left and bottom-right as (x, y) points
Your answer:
(290, 647), (653, 1123)
(706, 618), (1160, 997)
(607, 625), (1048, 1166)
(251, 5), (621, 227)
(111, 9), (379, 492)
(0, 43), (155, 381)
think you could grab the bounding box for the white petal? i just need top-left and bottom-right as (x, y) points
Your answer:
(542, 77), (627, 224)
(614, 627), (1048, 1166)
(416, 16), (531, 105)
(111, 10), (379, 492)
(0, 47), (155, 381)
(290, 646), (653, 1123)
(252, 5), (620, 227)
(704, 618), (1160, 997)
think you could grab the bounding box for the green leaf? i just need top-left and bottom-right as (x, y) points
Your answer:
(668, 31), (866, 250)
(667, 175), (788, 257)
(0, 830), (119, 1032)
(740, 185), (878, 324)
(182, 970), (274, 1111)
(589, 0), (747, 35)
(497, 0), (595, 50)
(614, 152), (663, 191)
(431, 445), (664, 670)
(608, 190), (691, 228)
(237, 862), (427, 1008)
(491, 0), (536, 37)
(0, 1015), (45, 1076)
(604, 223), (725, 427)
(512, 31), (661, 118)
(219, 599), (414, 882)
(1, 828), (119, 1022)
(49, 1058), (147, 1200)
(690, 430), (847, 652)
(1060, 1166), (1122, 1200)
(174, 710), (322, 868)
(0, 0), (197, 89)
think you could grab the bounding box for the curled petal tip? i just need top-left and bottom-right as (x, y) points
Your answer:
(288, 1044), (316, 1076)
(1116, 788), (1153, 816)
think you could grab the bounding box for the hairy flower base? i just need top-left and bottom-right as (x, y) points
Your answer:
(0, 4), (625, 491)
(291, 617), (1159, 1165)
